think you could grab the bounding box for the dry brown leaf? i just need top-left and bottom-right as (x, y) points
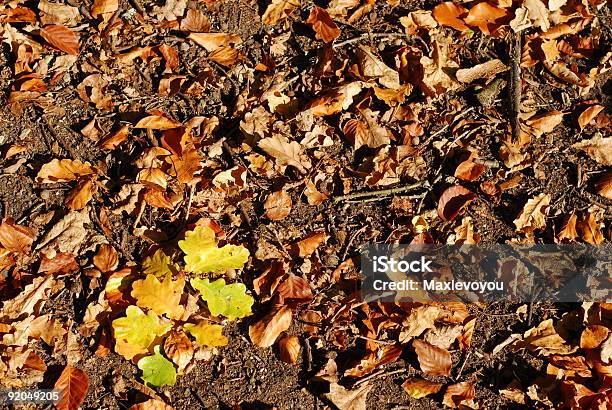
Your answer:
(456, 59), (508, 83)
(580, 325), (610, 350)
(437, 185), (476, 222)
(324, 382), (372, 410)
(413, 339), (452, 376)
(249, 305), (292, 347)
(36, 159), (95, 183)
(65, 178), (95, 211)
(513, 193), (550, 234)
(91, 0), (119, 18)
(41, 25), (79, 55)
(594, 172), (612, 199)
(262, 0), (300, 25)
(464, 2), (509, 35)
(209, 46), (242, 67)
(399, 11), (438, 35)
(572, 136), (612, 166)
(443, 382), (475, 408)
(544, 60), (590, 87)
(0, 275), (54, 320)
(0, 218), (35, 253)
(38, 252), (79, 275)
(454, 159), (486, 181)
(578, 105), (605, 130)
(356, 46), (400, 89)
(39, 1), (80, 26)
(99, 126), (130, 150)
(399, 305), (443, 342)
(54, 366), (89, 410)
(577, 212), (604, 245)
(258, 135), (311, 173)
(277, 274), (313, 303)
(419, 39), (460, 96)
(556, 211), (578, 242)
(402, 378), (443, 399)
(510, 7), (532, 32)
(278, 335), (301, 364)
(515, 318), (576, 356)
(180, 9), (211, 32)
(524, 110), (564, 137)
(130, 399), (175, 410)
(296, 231), (327, 257)
(524, 0), (550, 32)
(306, 7), (341, 43)
(264, 190), (292, 221)
(188, 33), (242, 52)
(432, 2), (468, 31)
(135, 115), (181, 130)
(344, 344), (402, 377)
(163, 331), (194, 374)
(93, 244), (118, 273)
(343, 118), (390, 150)
(306, 82), (363, 117)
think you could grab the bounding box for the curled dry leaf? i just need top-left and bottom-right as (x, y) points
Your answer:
(432, 2), (468, 31)
(412, 339), (452, 377)
(306, 7), (341, 43)
(180, 9), (211, 32)
(572, 136), (612, 166)
(544, 60), (590, 87)
(513, 193), (550, 234)
(402, 378), (443, 399)
(514, 318), (576, 356)
(135, 115), (182, 130)
(399, 11), (438, 35)
(576, 212), (604, 245)
(261, 0), (300, 25)
(208, 46), (242, 67)
(464, 3), (509, 35)
(443, 382), (475, 408)
(524, 110), (564, 137)
(91, 0), (119, 18)
(189, 33), (242, 52)
(278, 335), (301, 364)
(356, 46), (400, 89)
(163, 331), (194, 374)
(0, 218), (35, 253)
(54, 365), (89, 410)
(524, 0), (550, 32)
(594, 172), (612, 199)
(580, 325), (610, 350)
(258, 135), (310, 173)
(93, 244), (118, 273)
(577, 105), (604, 130)
(456, 59), (508, 83)
(437, 185), (476, 222)
(454, 159), (485, 181)
(36, 159), (95, 183)
(556, 211), (578, 242)
(324, 381), (372, 410)
(65, 178), (95, 210)
(296, 231), (327, 257)
(249, 305), (292, 347)
(264, 190), (292, 220)
(344, 344), (403, 378)
(40, 25), (80, 55)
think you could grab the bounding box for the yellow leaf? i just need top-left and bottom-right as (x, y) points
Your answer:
(131, 274), (185, 319)
(184, 322), (228, 347)
(142, 249), (180, 278)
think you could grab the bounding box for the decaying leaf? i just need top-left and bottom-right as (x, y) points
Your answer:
(572, 136), (612, 166)
(54, 366), (89, 410)
(163, 331), (194, 373)
(443, 382), (475, 408)
(36, 159), (95, 182)
(249, 305), (292, 347)
(513, 193), (551, 234)
(437, 185), (476, 222)
(264, 190), (292, 221)
(306, 7), (341, 43)
(402, 378), (443, 399)
(262, 0), (300, 25)
(413, 339), (452, 377)
(278, 335), (301, 364)
(40, 25), (80, 55)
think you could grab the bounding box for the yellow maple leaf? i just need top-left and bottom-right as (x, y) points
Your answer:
(131, 274), (185, 320)
(184, 321), (228, 347)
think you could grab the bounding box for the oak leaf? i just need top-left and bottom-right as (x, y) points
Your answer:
(142, 249), (180, 278)
(258, 135), (311, 173)
(178, 225), (249, 274)
(184, 322), (228, 347)
(131, 274), (185, 320)
(137, 345), (176, 387)
(112, 306), (172, 359)
(190, 278), (254, 320)
(324, 382), (372, 410)
(419, 39), (460, 96)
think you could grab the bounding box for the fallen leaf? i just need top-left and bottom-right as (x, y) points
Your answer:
(572, 136), (612, 165)
(578, 105), (605, 130)
(454, 159), (486, 181)
(184, 322), (228, 347)
(524, 110), (564, 137)
(278, 335), (301, 364)
(137, 345), (176, 387)
(344, 344), (403, 377)
(296, 232), (327, 257)
(180, 9), (211, 32)
(343, 116), (390, 150)
(513, 193), (551, 234)
(443, 382), (475, 408)
(413, 339), (452, 377)
(399, 11), (438, 35)
(112, 306), (172, 360)
(324, 381), (372, 410)
(577, 212), (604, 245)
(40, 25), (79, 55)
(464, 2), (509, 35)
(93, 244), (118, 273)
(142, 249), (180, 278)
(54, 366), (89, 410)
(514, 318), (576, 356)
(264, 190), (292, 220)
(39, 1), (80, 26)
(262, 0), (300, 25)
(524, 0), (550, 32)
(65, 178), (95, 210)
(135, 115), (181, 130)
(91, 0), (119, 18)
(208, 46), (242, 67)
(188, 33), (242, 52)
(163, 331), (194, 374)
(258, 135), (311, 173)
(132, 274), (185, 320)
(456, 59), (508, 83)
(0, 275), (54, 320)
(594, 172), (612, 199)
(510, 7), (532, 32)
(556, 211), (578, 242)
(432, 2), (469, 31)
(130, 399), (175, 410)
(399, 305), (444, 342)
(544, 60), (590, 87)
(580, 325), (610, 349)
(419, 39), (460, 96)
(437, 185), (476, 222)
(402, 378), (443, 399)
(249, 305), (292, 347)
(306, 7), (341, 43)
(0, 218), (34, 253)
(36, 159), (95, 183)
(191, 278), (253, 320)
(356, 46), (400, 89)
(38, 252), (79, 275)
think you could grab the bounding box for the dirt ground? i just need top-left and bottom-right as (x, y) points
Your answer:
(0, 0), (610, 409)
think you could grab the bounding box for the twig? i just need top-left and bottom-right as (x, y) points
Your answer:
(333, 181), (429, 203)
(333, 32), (407, 48)
(510, 32), (522, 142)
(354, 368), (407, 386)
(185, 184), (194, 221)
(356, 335), (396, 345)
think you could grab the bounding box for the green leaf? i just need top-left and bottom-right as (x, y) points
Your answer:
(178, 226), (250, 274)
(142, 249), (180, 278)
(190, 278), (254, 320)
(112, 306), (172, 353)
(184, 322), (228, 347)
(137, 345), (177, 387)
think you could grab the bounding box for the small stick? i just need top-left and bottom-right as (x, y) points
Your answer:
(510, 32), (522, 142)
(333, 181), (429, 203)
(333, 32), (407, 48)
(354, 368), (406, 386)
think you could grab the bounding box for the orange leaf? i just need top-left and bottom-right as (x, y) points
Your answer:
(277, 274), (313, 304)
(278, 335), (301, 364)
(580, 325), (610, 349)
(163, 331), (194, 374)
(413, 339), (452, 376)
(437, 185), (476, 221)
(443, 382), (475, 408)
(209, 46), (242, 67)
(40, 25), (80, 55)
(454, 160), (485, 181)
(38, 252), (79, 275)
(577, 212), (604, 245)
(594, 172), (612, 200)
(402, 378), (443, 398)
(91, 0), (119, 18)
(135, 115), (181, 130)
(0, 218), (35, 253)
(54, 366), (89, 410)
(306, 7), (341, 43)
(578, 105), (605, 130)
(295, 231), (327, 257)
(464, 3), (509, 35)
(264, 190), (292, 221)
(65, 178), (95, 210)
(93, 244), (118, 273)
(432, 2), (469, 31)
(36, 159), (95, 183)
(249, 305), (292, 347)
